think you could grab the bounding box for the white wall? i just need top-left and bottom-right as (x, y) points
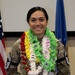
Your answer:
(64, 0), (75, 31)
(0, 0), (75, 32)
(0, 0), (1, 10)
(1, 0), (56, 32)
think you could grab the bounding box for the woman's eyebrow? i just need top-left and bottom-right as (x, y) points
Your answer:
(31, 17), (45, 19)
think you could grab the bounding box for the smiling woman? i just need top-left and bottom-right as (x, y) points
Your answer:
(27, 7), (48, 39)
(5, 6), (68, 75)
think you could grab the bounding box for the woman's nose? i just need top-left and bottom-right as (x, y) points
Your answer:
(35, 20), (40, 25)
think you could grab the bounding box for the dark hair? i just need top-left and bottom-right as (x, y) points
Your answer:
(27, 6), (49, 23)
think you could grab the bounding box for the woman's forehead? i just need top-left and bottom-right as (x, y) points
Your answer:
(30, 11), (45, 18)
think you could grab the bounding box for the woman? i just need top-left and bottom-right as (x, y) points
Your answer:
(6, 6), (64, 75)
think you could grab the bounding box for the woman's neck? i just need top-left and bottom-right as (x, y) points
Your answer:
(37, 33), (44, 42)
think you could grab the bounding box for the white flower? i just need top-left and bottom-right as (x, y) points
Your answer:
(42, 36), (50, 60)
(28, 36), (51, 74)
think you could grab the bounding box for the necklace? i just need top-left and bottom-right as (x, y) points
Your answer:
(20, 28), (58, 74)
(28, 28), (57, 71)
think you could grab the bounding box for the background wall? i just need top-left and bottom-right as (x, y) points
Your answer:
(0, 0), (75, 32)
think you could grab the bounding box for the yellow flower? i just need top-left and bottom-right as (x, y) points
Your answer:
(36, 58), (40, 63)
(24, 31), (40, 63)
(24, 31), (30, 60)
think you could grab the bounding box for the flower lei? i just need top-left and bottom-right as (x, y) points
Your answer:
(20, 28), (58, 74)
(20, 33), (30, 74)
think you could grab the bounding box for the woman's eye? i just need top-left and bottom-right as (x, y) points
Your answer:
(31, 19), (36, 22)
(39, 18), (44, 22)
(30, 17), (45, 22)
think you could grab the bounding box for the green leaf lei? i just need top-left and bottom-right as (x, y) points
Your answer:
(28, 28), (58, 72)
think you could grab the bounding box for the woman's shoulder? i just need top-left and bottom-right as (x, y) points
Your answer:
(56, 39), (64, 51)
(11, 38), (21, 50)
(13, 38), (21, 45)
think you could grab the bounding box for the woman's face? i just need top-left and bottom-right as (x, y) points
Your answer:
(28, 11), (48, 37)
